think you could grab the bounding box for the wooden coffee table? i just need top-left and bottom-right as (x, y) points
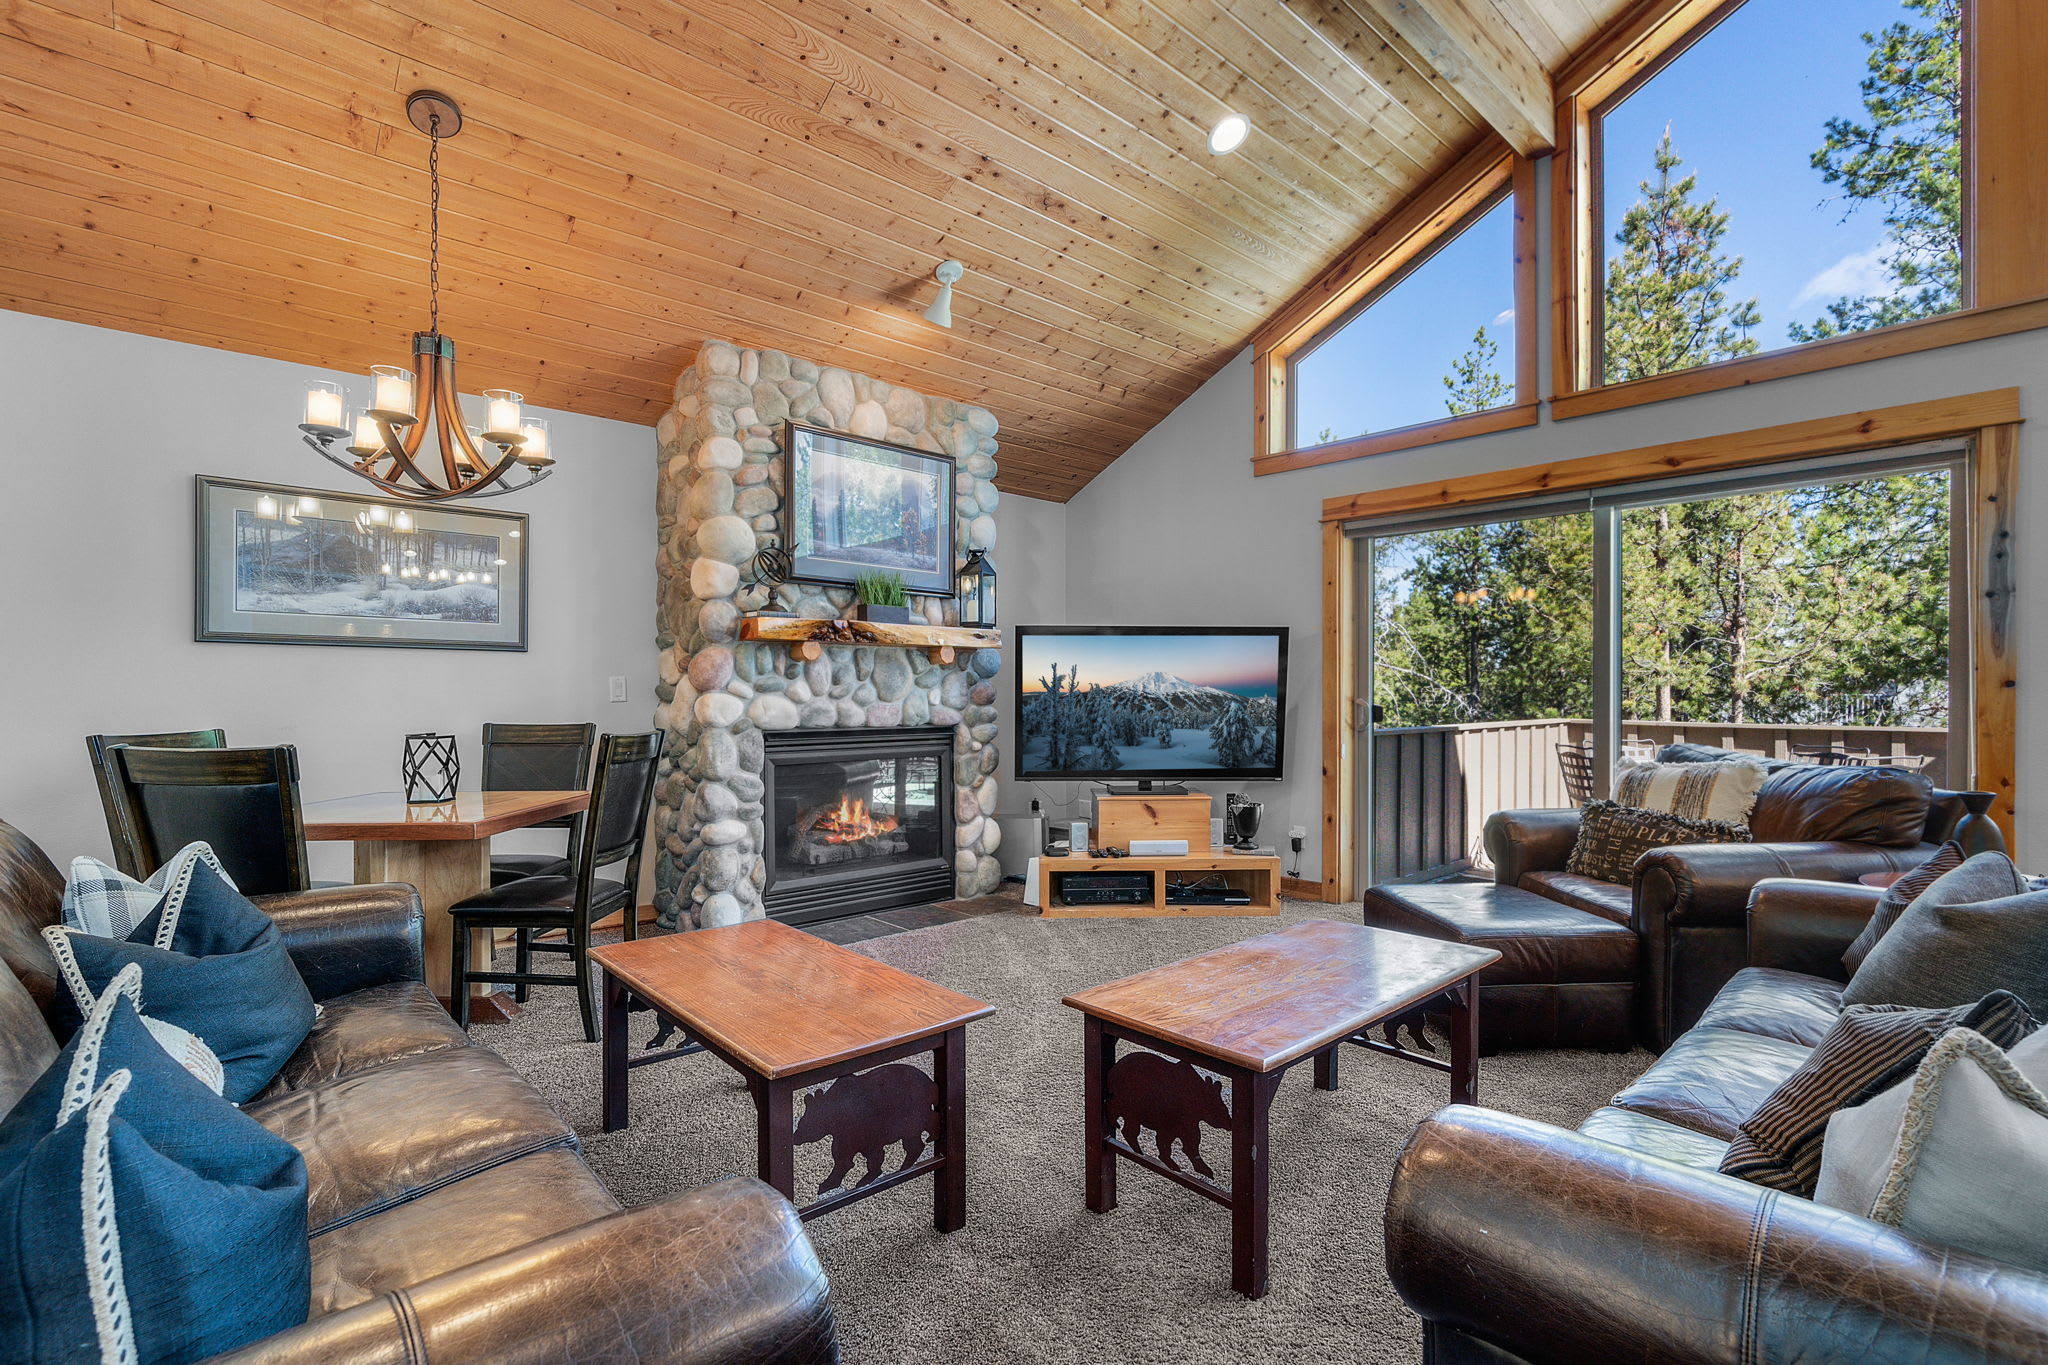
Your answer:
(1064, 920), (1501, 1298)
(591, 920), (994, 1229)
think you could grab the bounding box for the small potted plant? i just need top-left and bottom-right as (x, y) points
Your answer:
(853, 570), (912, 624)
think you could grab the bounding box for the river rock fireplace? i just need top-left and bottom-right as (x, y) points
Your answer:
(650, 339), (1006, 930)
(762, 728), (954, 921)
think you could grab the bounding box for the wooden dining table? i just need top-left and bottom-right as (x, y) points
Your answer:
(302, 789), (589, 1020)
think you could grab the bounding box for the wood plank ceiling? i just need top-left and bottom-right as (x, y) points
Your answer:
(0, 0), (1627, 500)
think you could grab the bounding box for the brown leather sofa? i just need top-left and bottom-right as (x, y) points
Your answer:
(1384, 876), (2048, 1364)
(1485, 760), (1964, 1048)
(0, 819), (837, 1365)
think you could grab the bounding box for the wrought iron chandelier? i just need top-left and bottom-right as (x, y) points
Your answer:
(296, 91), (555, 502)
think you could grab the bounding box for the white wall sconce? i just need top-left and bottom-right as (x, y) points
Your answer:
(924, 260), (965, 327)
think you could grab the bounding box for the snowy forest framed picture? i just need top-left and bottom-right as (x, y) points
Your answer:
(195, 475), (529, 650)
(784, 421), (956, 596)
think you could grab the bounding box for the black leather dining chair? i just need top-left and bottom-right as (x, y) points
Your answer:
(481, 722), (597, 887)
(86, 729), (227, 877)
(449, 731), (663, 1041)
(99, 744), (311, 895)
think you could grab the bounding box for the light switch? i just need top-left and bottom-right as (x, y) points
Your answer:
(608, 676), (628, 702)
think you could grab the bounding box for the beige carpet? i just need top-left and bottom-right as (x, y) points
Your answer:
(480, 900), (1650, 1365)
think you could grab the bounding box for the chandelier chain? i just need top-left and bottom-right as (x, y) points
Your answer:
(428, 111), (441, 335)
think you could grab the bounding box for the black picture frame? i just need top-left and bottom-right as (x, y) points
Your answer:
(782, 421), (957, 595)
(195, 475), (530, 650)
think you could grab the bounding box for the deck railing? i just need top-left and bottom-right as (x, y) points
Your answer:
(1369, 717), (1949, 883)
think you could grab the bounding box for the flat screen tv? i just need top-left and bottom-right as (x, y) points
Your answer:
(1014, 625), (1288, 783)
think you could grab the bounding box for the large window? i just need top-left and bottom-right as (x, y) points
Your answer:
(1251, 148), (1535, 475)
(1293, 194), (1518, 446)
(1594, 0), (1964, 387)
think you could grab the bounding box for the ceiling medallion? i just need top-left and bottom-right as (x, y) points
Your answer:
(296, 91), (555, 502)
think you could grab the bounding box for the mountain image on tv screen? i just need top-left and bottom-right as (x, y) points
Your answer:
(1016, 628), (1285, 778)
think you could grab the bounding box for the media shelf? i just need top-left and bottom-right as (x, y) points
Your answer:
(1038, 849), (1281, 918)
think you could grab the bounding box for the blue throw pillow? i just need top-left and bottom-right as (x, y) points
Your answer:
(45, 859), (316, 1103)
(0, 970), (310, 1364)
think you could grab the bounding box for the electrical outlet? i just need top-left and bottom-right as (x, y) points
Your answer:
(608, 675), (628, 702)
(1288, 824), (1308, 841)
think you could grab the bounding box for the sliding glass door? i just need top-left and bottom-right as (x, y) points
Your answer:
(1362, 507), (1594, 884)
(1356, 444), (1967, 888)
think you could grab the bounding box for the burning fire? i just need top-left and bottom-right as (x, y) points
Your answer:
(812, 794), (899, 845)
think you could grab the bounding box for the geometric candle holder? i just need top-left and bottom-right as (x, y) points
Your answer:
(402, 732), (460, 805)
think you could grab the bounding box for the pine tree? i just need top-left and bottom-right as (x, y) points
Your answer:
(1443, 326), (1510, 415)
(1035, 664), (1078, 770)
(1602, 131), (1761, 384)
(1791, 0), (1962, 341)
(1209, 702), (1257, 769)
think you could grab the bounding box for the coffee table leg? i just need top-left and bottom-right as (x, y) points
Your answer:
(1230, 1067), (1277, 1299)
(756, 1075), (797, 1202)
(1449, 979), (1481, 1105)
(1083, 1016), (1116, 1214)
(601, 969), (629, 1133)
(1314, 1043), (1340, 1091)
(934, 1026), (968, 1233)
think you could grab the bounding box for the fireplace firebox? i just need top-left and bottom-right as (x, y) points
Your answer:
(760, 727), (956, 923)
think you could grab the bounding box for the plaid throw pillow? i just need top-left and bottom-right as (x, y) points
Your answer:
(1719, 989), (2038, 1196)
(1565, 800), (1751, 886)
(1842, 842), (1966, 976)
(61, 842), (237, 940)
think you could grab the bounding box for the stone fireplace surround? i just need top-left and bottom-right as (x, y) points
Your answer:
(652, 339), (1005, 930)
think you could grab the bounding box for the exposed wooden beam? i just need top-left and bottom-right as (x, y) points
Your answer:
(1349, 0), (1556, 155)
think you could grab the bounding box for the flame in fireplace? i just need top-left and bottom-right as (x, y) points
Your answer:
(812, 795), (899, 845)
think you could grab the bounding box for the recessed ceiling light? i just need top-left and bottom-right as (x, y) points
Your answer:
(1207, 113), (1251, 155)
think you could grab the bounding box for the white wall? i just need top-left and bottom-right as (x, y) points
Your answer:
(0, 310), (657, 882)
(991, 489), (1068, 814)
(1063, 329), (2048, 882)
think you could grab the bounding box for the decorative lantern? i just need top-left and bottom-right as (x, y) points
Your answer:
(956, 549), (996, 628)
(402, 732), (460, 805)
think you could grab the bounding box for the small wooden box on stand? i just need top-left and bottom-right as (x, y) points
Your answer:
(1038, 794), (1280, 918)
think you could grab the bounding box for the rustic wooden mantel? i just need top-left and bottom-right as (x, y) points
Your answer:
(737, 616), (1001, 664)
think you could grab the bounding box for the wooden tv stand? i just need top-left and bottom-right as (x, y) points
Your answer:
(1038, 848), (1281, 918)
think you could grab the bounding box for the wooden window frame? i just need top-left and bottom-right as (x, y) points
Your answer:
(1313, 388), (2023, 903)
(1251, 140), (1538, 476)
(1551, 0), (2048, 420)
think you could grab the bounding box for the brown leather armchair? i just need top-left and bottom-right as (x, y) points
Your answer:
(0, 818), (837, 1365)
(1484, 762), (1963, 1049)
(1384, 876), (2048, 1364)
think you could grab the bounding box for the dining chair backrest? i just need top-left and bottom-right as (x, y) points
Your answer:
(104, 744), (310, 894)
(1556, 742), (1596, 805)
(573, 732), (664, 910)
(482, 723), (596, 832)
(86, 729), (227, 878)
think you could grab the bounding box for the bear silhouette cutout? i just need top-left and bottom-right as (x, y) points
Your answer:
(1106, 1052), (1232, 1178)
(793, 1063), (937, 1194)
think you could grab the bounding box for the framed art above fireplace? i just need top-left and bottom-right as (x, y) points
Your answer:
(783, 421), (956, 595)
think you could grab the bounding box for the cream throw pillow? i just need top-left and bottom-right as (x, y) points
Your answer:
(1814, 1026), (2048, 1272)
(1611, 758), (1769, 825)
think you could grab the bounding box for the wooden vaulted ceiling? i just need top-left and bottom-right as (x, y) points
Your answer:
(0, 0), (1630, 501)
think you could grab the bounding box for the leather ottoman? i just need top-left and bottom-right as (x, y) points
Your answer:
(1359, 882), (1638, 1052)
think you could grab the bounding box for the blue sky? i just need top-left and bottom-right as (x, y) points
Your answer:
(1296, 0), (1931, 444)
(1018, 632), (1283, 695)
(1601, 0), (1919, 344)
(1293, 197), (1513, 443)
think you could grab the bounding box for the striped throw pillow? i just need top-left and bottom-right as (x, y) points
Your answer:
(1719, 989), (2038, 1196)
(1842, 842), (1966, 975)
(1612, 758), (1769, 825)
